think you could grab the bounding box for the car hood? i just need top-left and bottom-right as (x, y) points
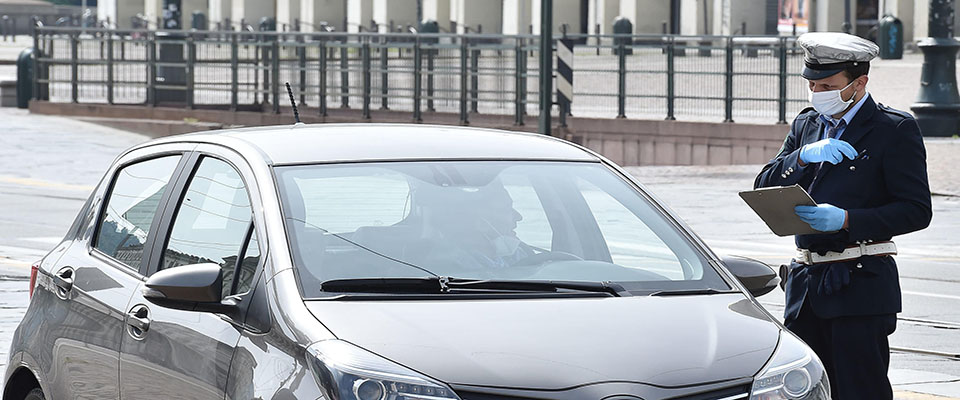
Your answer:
(304, 293), (779, 389)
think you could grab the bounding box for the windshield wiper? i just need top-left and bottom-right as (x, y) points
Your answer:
(648, 288), (737, 297)
(320, 277), (632, 297)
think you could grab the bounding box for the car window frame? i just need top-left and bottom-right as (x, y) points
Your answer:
(88, 145), (197, 278)
(145, 144), (268, 306)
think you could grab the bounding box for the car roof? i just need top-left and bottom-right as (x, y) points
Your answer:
(145, 123), (599, 165)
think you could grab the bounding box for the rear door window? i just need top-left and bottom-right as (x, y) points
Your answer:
(160, 157), (258, 298)
(95, 155), (182, 270)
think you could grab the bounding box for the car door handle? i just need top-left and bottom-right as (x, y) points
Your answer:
(126, 304), (151, 339)
(53, 267), (74, 298)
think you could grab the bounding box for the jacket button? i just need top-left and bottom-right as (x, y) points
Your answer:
(782, 173), (787, 178)
(850, 166), (856, 171)
(856, 263), (863, 269)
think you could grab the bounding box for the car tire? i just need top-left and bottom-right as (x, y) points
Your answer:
(23, 388), (44, 400)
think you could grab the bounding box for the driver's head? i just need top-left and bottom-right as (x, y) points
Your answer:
(418, 181), (522, 249)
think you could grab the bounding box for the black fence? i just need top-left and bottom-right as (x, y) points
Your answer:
(30, 27), (809, 124)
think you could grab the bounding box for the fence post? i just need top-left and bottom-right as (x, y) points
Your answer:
(470, 38), (479, 113)
(426, 41), (435, 111)
(515, 38), (524, 125)
(230, 32), (238, 111)
(616, 37), (626, 118)
(148, 32), (156, 106)
(70, 32), (78, 103)
(32, 25), (39, 101)
(724, 36), (734, 122)
(413, 36), (422, 122)
(362, 38), (371, 119)
(666, 36), (675, 120)
(272, 35), (280, 113)
(298, 34), (306, 106)
(186, 33), (195, 109)
(340, 34), (349, 108)
(459, 36), (469, 124)
(778, 37), (788, 124)
(319, 39), (328, 116)
(380, 35), (389, 109)
(107, 33), (114, 105)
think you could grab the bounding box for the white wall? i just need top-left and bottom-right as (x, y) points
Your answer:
(372, 0), (416, 32)
(532, 0), (584, 34)
(208, 0), (231, 27)
(587, 0), (620, 34)
(347, 0), (372, 32)
(423, 0), (451, 30)
(276, 0), (300, 30)
(620, 0), (669, 34)
(452, 0), (502, 33)
(501, 0), (532, 34)
(232, 0), (276, 27)
(680, 0), (712, 35)
(301, 0), (346, 31)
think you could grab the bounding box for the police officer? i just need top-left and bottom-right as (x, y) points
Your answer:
(754, 32), (932, 399)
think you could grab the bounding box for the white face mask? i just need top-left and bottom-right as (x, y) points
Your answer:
(808, 80), (857, 116)
(479, 218), (521, 257)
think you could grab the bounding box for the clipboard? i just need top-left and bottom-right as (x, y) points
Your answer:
(738, 185), (823, 237)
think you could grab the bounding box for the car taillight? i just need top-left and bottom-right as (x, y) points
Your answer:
(29, 262), (39, 298)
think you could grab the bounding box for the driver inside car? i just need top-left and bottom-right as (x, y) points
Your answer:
(415, 181), (537, 271)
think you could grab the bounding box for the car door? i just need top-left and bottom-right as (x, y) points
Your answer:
(119, 148), (264, 400)
(22, 145), (191, 399)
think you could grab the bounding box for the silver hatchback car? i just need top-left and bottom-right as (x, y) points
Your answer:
(3, 124), (828, 400)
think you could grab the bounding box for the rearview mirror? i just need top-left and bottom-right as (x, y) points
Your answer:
(143, 263), (237, 314)
(722, 256), (780, 297)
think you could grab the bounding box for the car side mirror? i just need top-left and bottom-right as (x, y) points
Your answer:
(143, 263), (237, 314)
(722, 255), (780, 297)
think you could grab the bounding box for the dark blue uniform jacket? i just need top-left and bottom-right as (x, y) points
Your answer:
(754, 96), (932, 321)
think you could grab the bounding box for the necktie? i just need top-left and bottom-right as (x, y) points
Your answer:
(825, 119), (846, 139)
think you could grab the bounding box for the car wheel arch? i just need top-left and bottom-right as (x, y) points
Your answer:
(2, 366), (42, 400)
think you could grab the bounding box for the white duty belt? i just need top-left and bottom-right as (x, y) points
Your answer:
(796, 241), (897, 265)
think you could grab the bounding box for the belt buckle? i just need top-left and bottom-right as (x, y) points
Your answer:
(798, 249), (813, 265)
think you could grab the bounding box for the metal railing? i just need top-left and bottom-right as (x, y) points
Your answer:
(30, 27), (809, 124)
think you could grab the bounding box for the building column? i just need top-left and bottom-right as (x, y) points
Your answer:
(276, 0), (301, 30)
(814, 0), (846, 32)
(680, 0), (712, 35)
(99, 0), (148, 28)
(209, 0), (232, 28)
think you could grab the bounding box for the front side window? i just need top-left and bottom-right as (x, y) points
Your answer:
(276, 161), (728, 298)
(161, 157), (258, 298)
(96, 155), (182, 270)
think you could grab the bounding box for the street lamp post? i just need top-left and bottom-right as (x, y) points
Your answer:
(538, 0), (553, 136)
(910, 0), (960, 137)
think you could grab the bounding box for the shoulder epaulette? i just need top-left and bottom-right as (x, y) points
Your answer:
(796, 106), (818, 120)
(877, 103), (913, 120)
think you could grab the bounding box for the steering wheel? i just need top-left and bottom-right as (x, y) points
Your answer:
(512, 251), (583, 267)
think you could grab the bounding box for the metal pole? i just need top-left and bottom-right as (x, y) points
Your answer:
(230, 33), (238, 110)
(538, 0), (553, 135)
(70, 32), (77, 103)
(777, 37), (788, 124)
(340, 36), (349, 107)
(616, 38), (626, 118)
(107, 34), (114, 105)
(32, 25), (39, 101)
(723, 36), (734, 122)
(460, 36), (469, 124)
(910, 0), (960, 136)
(186, 34), (195, 109)
(148, 33), (156, 106)
(842, 0), (852, 34)
(319, 39), (328, 116)
(272, 35), (280, 113)
(362, 39), (371, 119)
(470, 41), (479, 113)
(666, 36), (675, 120)
(380, 35), (389, 109)
(413, 37), (422, 122)
(515, 38), (524, 125)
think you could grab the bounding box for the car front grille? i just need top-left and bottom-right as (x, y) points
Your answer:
(454, 383), (751, 400)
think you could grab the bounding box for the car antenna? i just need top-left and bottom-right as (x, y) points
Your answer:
(285, 82), (303, 125)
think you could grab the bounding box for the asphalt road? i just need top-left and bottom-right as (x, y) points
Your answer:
(0, 108), (957, 397)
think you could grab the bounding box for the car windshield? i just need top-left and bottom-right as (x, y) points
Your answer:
(275, 161), (730, 297)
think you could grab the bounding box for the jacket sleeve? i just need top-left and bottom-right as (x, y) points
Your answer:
(846, 118), (933, 241)
(754, 117), (814, 189)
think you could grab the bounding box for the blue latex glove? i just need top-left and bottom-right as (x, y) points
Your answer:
(795, 204), (847, 232)
(799, 138), (857, 165)
(818, 264), (851, 295)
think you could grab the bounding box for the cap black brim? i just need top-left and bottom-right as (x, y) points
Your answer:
(802, 66), (845, 80)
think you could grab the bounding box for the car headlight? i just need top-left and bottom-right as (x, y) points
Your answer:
(306, 340), (462, 400)
(750, 331), (830, 400)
